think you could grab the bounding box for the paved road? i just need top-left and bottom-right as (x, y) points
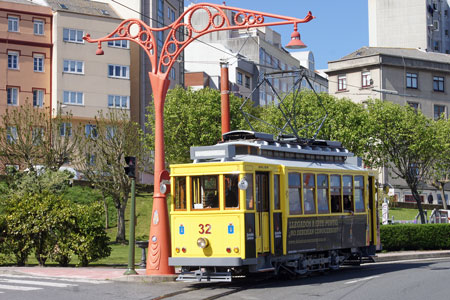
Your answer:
(2, 257), (450, 300)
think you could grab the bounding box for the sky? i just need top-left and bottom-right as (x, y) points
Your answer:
(184, 0), (369, 70)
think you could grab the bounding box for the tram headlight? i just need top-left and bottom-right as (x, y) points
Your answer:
(197, 237), (209, 249)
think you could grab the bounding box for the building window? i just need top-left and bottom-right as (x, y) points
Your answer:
(338, 74), (347, 91)
(406, 72), (418, 89)
(407, 102), (420, 112)
(8, 51), (19, 69)
(170, 68), (176, 80)
(33, 54), (44, 72)
(237, 71), (243, 85)
(167, 6), (176, 22)
(63, 91), (83, 105)
(32, 127), (44, 145)
(63, 28), (84, 43)
(60, 122), (72, 136)
(33, 89), (44, 107)
(361, 71), (371, 87)
(434, 104), (446, 120)
(106, 126), (116, 140)
(34, 19), (44, 35)
(108, 64), (129, 79)
(433, 76), (445, 92)
(7, 87), (18, 105)
(7, 127), (18, 144)
(108, 95), (129, 109)
(245, 75), (250, 88)
(107, 34), (129, 48)
(85, 124), (98, 138)
(8, 16), (19, 32)
(63, 60), (84, 74)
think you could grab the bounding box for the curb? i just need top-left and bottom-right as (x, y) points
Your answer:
(112, 274), (178, 283)
(373, 250), (450, 262)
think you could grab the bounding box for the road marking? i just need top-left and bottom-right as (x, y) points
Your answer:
(0, 274), (110, 284)
(0, 284), (42, 291)
(0, 278), (78, 288)
(345, 275), (379, 284)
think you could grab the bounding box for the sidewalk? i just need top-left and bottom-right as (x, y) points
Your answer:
(1, 250), (450, 282)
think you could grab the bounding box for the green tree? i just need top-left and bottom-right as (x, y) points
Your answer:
(363, 100), (443, 223)
(144, 86), (257, 165)
(427, 117), (450, 209)
(73, 109), (143, 243)
(256, 91), (368, 156)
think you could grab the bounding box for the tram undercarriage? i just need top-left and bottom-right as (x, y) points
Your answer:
(176, 246), (376, 282)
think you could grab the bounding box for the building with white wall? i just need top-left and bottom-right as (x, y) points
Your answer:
(369, 0), (450, 53)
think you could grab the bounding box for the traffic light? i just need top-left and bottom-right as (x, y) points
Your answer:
(124, 156), (136, 178)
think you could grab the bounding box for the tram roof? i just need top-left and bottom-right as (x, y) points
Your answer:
(191, 130), (354, 164)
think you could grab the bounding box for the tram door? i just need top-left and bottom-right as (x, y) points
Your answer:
(255, 172), (270, 253)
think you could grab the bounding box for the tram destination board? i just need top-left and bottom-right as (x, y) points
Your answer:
(286, 215), (367, 253)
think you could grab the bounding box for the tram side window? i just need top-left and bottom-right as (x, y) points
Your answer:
(246, 174), (254, 210)
(317, 174), (329, 214)
(303, 173), (316, 214)
(225, 174), (239, 208)
(343, 175), (353, 213)
(174, 176), (186, 210)
(274, 174), (280, 210)
(288, 173), (302, 215)
(354, 176), (365, 212)
(192, 175), (219, 209)
(330, 175), (342, 213)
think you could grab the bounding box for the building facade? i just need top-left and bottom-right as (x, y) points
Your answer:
(327, 46), (450, 204)
(1, 0), (52, 119)
(369, 0), (450, 54)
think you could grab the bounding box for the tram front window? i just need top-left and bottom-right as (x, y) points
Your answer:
(192, 175), (219, 209)
(174, 176), (186, 210)
(225, 174), (239, 208)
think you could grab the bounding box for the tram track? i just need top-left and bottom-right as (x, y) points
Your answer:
(150, 276), (274, 300)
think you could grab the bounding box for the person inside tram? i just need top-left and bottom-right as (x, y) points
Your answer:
(205, 192), (218, 208)
(225, 176), (239, 208)
(344, 196), (353, 214)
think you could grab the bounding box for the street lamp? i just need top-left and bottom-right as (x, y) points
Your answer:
(84, 2), (314, 276)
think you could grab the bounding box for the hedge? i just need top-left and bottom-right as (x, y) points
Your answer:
(380, 224), (450, 251)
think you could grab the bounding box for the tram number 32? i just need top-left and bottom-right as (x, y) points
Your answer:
(199, 224), (212, 234)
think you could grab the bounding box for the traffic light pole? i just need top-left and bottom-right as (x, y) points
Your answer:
(124, 176), (137, 275)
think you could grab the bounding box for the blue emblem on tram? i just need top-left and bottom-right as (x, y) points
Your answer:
(228, 223), (234, 234)
(179, 224), (185, 235)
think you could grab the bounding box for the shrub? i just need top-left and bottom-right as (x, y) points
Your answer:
(70, 203), (111, 266)
(380, 224), (450, 251)
(0, 191), (110, 266)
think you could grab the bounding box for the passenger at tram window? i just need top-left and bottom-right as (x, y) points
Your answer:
(303, 173), (316, 214)
(225, 174), (239, 208)
(205, 192), (218, 208)
(343, 175), (353, 213)
(330, 175), (342, 213)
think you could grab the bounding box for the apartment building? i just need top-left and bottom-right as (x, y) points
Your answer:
(0, 0), (52, 119)
(44, 0), (129, 130)
(327, 46), (450, 204)
(369, 0), (450, 54)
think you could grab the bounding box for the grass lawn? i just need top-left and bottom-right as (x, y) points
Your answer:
(379, 207), (419, 222)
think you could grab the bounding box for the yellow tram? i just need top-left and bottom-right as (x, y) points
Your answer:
(168, 131), (379, 281)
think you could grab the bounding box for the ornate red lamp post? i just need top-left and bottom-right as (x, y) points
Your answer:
(84, 2), (314, 276)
